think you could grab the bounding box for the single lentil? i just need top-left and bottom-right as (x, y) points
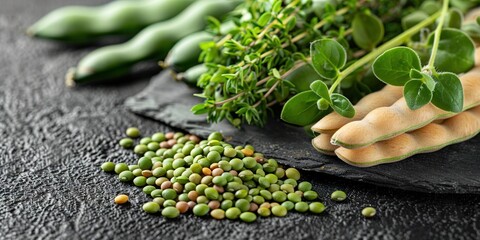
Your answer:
(114, 194), (129, 204)
(362, 207), (376, 218)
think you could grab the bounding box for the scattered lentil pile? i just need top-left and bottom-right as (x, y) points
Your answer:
(101, 128), (372, 222)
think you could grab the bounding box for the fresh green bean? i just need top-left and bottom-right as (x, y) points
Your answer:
(28, 0), (195, 43)
(66, 0), (241, 85)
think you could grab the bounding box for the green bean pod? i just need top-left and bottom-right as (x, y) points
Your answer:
(27, 0), (196, 43)
(66, 0), (241, 85)
(164, 22), (235, 72)
(163, 32), (213, 72)
(176, 64), (208, 86)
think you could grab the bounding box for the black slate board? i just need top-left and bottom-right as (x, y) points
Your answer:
(126, 71), (480, 194)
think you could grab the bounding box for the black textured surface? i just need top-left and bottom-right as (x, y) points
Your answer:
(126, 71), (480, 194)
(1, 1), (480, 239)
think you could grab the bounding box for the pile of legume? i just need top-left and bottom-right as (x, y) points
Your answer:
(103, 129), (378, 220)
(102, 129), (329, 222)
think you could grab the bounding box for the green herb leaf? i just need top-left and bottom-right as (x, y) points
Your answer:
(431, 72), (463, 113)
(284, 64), (321, 92)
(352, 12), (384, 50)
(410, 69), (436, 91)
(310, 80), (331, 102)
(445, 9), (463, 29)
(281, 90), (325, 126)
(401, 11), (429, 31)
(310, 39), (346, 80)
(403, 79), (433, 110)
(258, 12), (272, 27)
(191, 103), (209, 115)
(330, 93), (355, 118)
(427, 28), (475, 73)
(372, 47), (421, 86)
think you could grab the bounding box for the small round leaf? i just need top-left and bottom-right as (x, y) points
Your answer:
(352, 12), (384, 50)
(431, 73), (463, 113)
(310, 39), (347, 80)
(330, 93), (355, 118)
(427, 28), (475, 73)
(372, 47), (421, 86)
(403, 79), (433, 110)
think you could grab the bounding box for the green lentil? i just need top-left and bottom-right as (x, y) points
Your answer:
(275, 168), (285, 178)
(151, 132), (166, 142)
(331, 190), (347, 202)
(265, 174), (278, 184)
(132, 168), (142, 176)
(281, 201), (295, 211)
(138, 157), (153, 170)
(272, 191), (287, 202)
(303, 190), (318, 201)
(101, 162), (115, 172)
(253, 196), (265, 205)
(260, 190), (272, 200)
(211, 209), (226, 220)
(193, 203), (210, 216)
(162, 189), (177, 200)
(162, 206), (180, 218)
(258, 177), (271, 188)
(240, 212), (257, 223)
(134, 144), (148, 155)
(133, 176), (147, 187)
(212, 176), (228, 186)
(229, 158), (244, 171)
(235, 189), (248, 199)
(119, 138), (134, 148)
(362, 207), (376, 218)
(242, 157), (257, 169)
(143, 202), (160, 214)
(118, 170), (134, 182)
(221, 200), (233, 210)
(163, 199), (177, 207)
(114, 163), (129, 174)
(309, 202), (326, 214)
(209, 145), (224, 154)
(225, 207), (241, 219)
(295, 202), (309, 213)
(285, 168), (301, 180)
(151, 189), (163, 198)
(235, 199), (250, 212)
(196, 196), (209, 204)
(140, 137), (152, 145)
(268, 184), (280, 192)
(271, 205), (288, 217)
(126, 127), (140, 138)
(238, 170), (254, 181)
(283, 179), (297, 187)
(128, 164), (140, 171)
(143, 185), (156, 195)
(257, 207), (271, 217)
(287, 192), (301, 203)
(298, 181), (312, 192)
(145, 152), (157, 159)
(152, 167), (166, 177)
(262, 163), (276, 173)
(207, 151), (221, 162)
(147, 142), (160, 151)
(208, 132), (223, 141)
(204, 187), (219, 200)
(152, 197), (165, 206)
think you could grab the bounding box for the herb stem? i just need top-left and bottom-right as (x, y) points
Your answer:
(328, 10), (442, 94)
(426, 0), (449, 73)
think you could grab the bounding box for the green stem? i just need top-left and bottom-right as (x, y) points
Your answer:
(328, 10), (441, 94)
(425, 0), (449, 73)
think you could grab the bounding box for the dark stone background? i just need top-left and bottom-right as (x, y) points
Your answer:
(0, 0), (479, 239)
